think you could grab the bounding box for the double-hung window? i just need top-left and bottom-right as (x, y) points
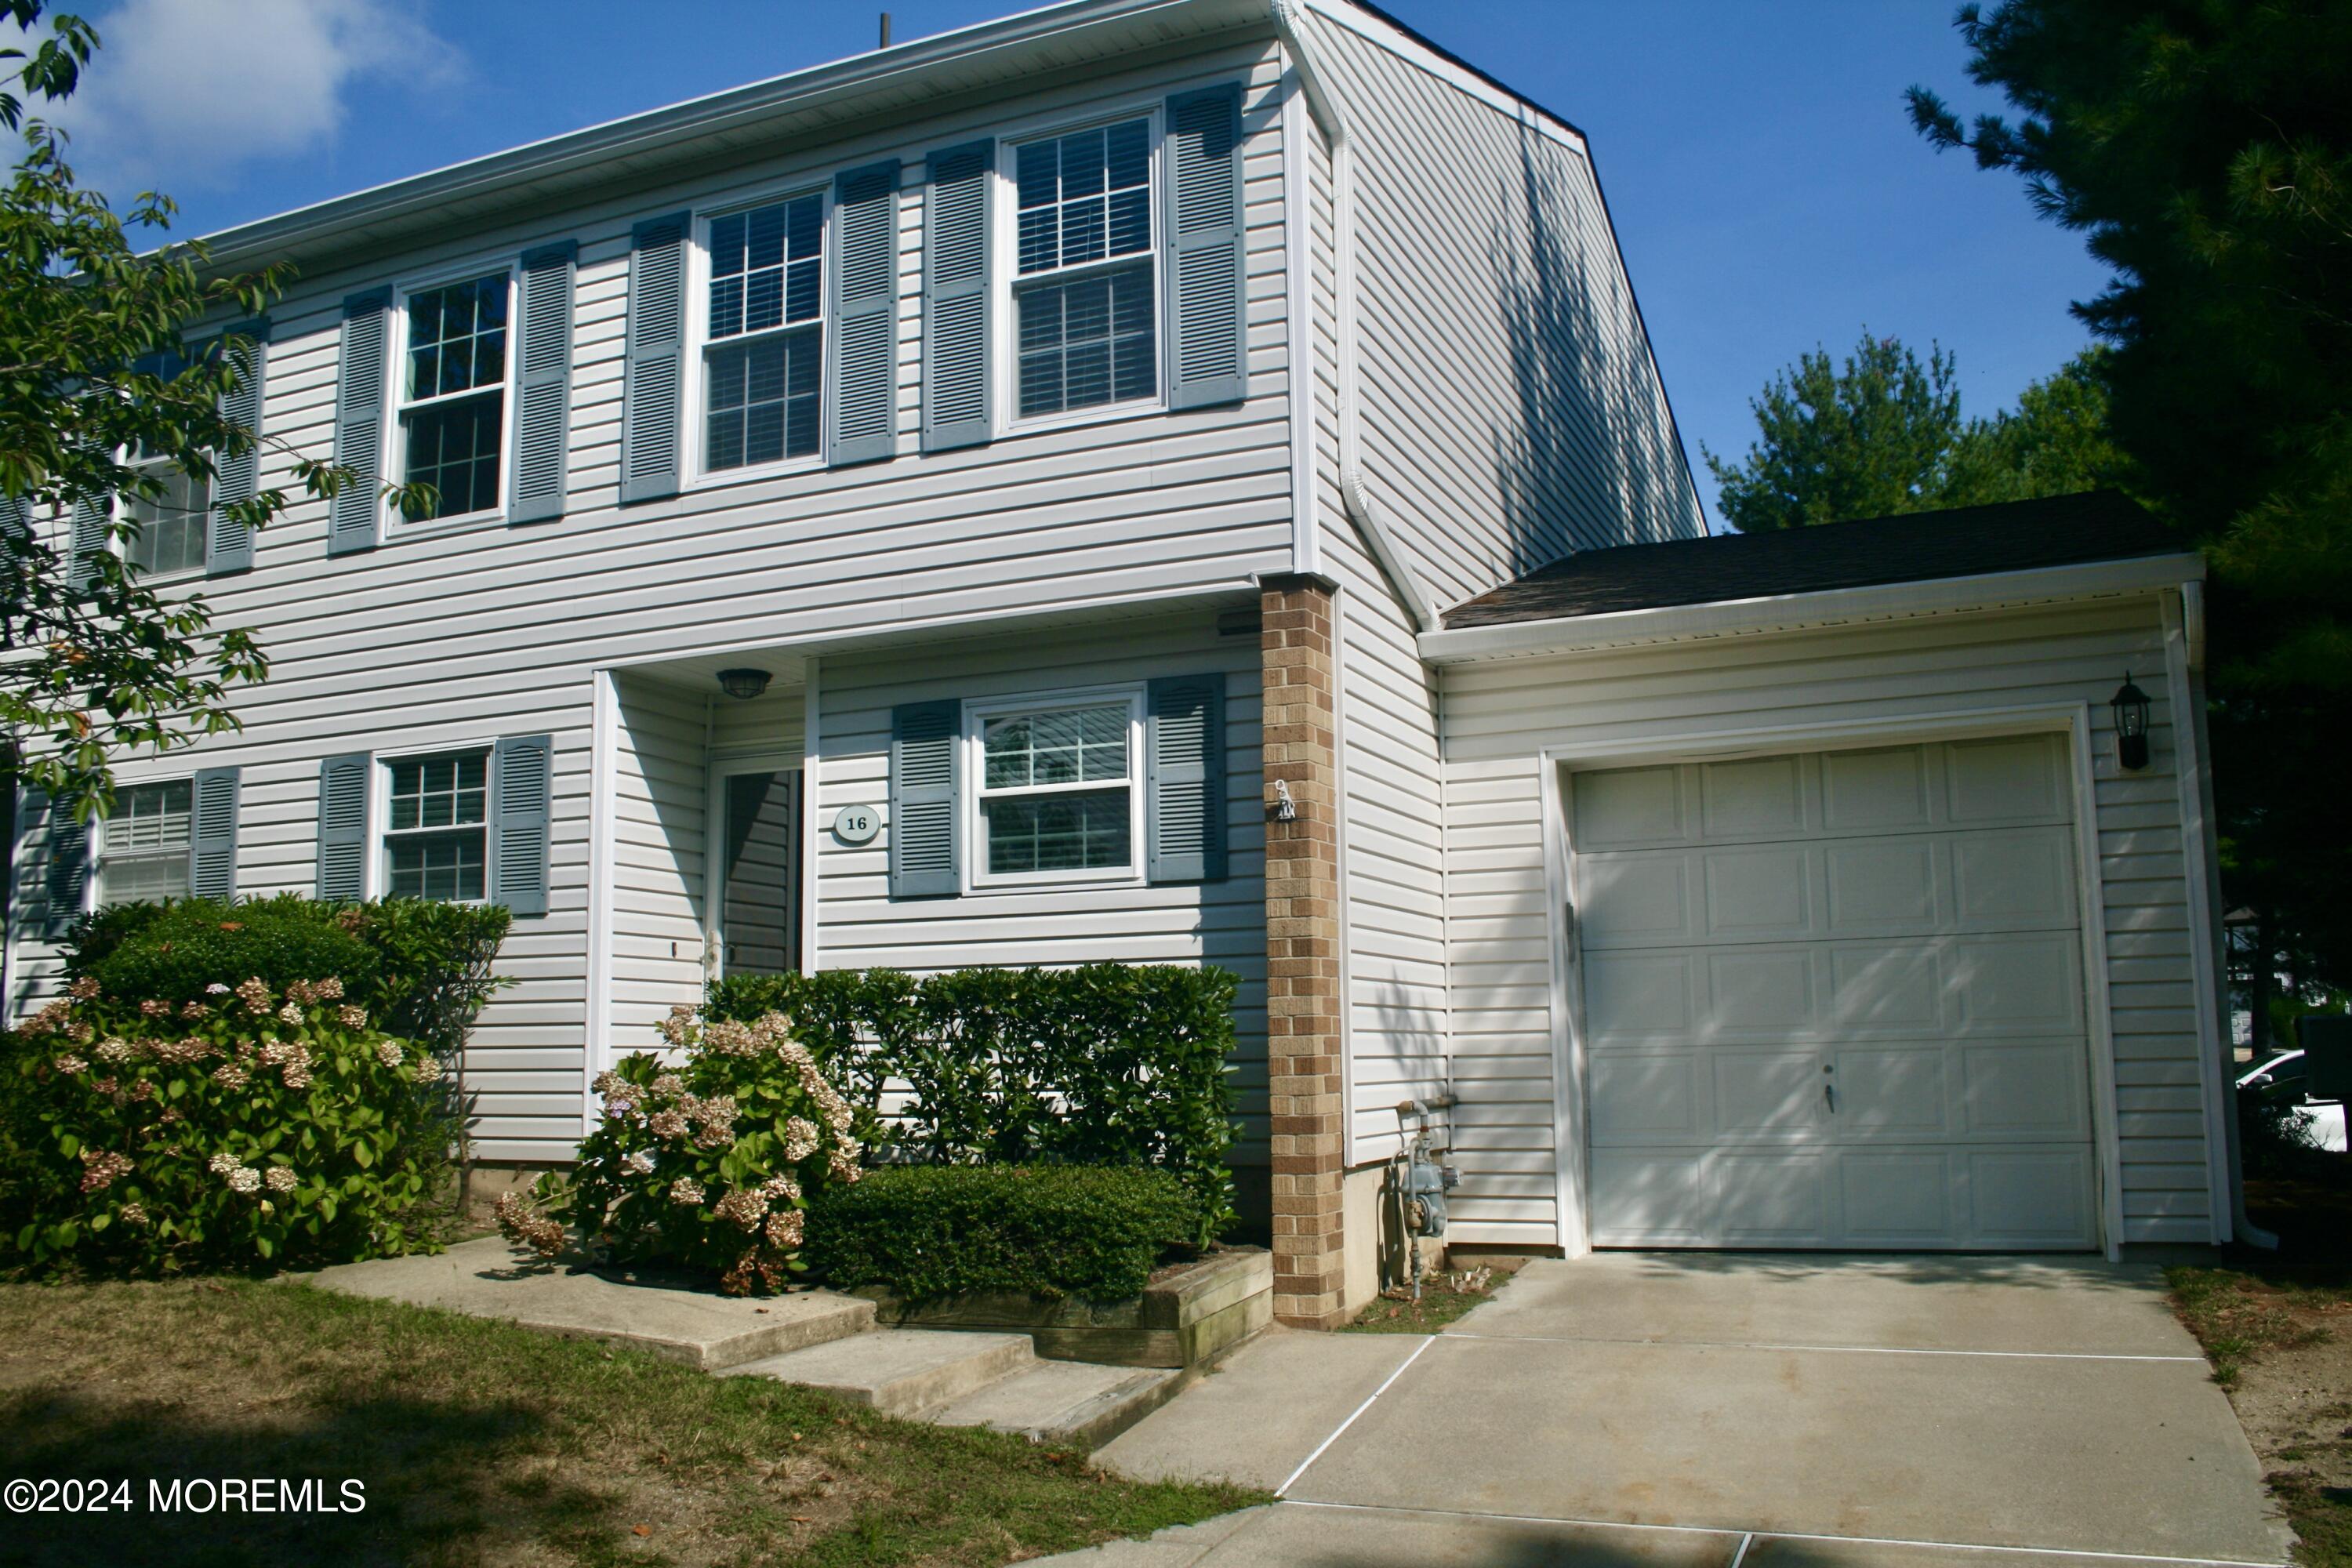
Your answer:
(398, 273), (510, 521)
(122, 445), (209, 578)
(1011, 117), (1157, 419)
(970, 692), (1142, 883)
(98, 781), (192, 905)
(384, 750), (489, 902)
(703, 193), (824, 472)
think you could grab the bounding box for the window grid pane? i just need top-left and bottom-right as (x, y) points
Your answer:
(387, 833), (486, 902)
(1016, 265), (1155, 418)
(111, 782), (193, 850)
(405, 274), (508, 401)
(983, 705), (1128, 789)
(125, 466), (209, 575)
(388, 753), (488, 833)
(706, 329), (820, 470)
(1015, 119), (1151, 276)
(983, 788), (1131, 875)
(100, 851), (190, 906)
(403, 392), (503, 517)
(710, 196), (822, 342)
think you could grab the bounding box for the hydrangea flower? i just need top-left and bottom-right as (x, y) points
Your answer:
(263, 1166), (297, 1193)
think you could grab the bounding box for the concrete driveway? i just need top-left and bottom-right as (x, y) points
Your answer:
(1060, 1253), (2292, 1566)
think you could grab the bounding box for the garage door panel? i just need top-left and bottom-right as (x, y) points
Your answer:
(1573, 764), (1689, 848)
(1718, 1152), (1831, 1245)
(1838, 1152), (1956, 1244)
(1588, 1051), (1702, 1139)
(1700, 754), (1809, 837)
(1575, 735), (2096, 1252)
(1953, 828), (2077, 924)
(1820, 746), (1933, 831)
(1962, 1041), (2092, 1137)
(1702, 846), (1813, 936)
(1969, 1149), (2094, 1246)
(1946, 735), (2068, 824)
(1714, 1051), (1824, 1135)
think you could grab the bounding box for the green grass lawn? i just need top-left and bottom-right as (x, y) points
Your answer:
(0, 1276), (1262, 1567)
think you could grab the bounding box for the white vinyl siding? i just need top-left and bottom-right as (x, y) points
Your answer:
(1438, 595), (2217, 1250)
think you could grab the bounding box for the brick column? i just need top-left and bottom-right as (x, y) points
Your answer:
(1260, 574), (1347, 1328)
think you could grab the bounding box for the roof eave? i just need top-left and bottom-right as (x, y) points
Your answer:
(1420, 551), (2206, 664)
(196, 0), (1269, 277)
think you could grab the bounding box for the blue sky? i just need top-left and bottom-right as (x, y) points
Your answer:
(38, 0), (2112, 530)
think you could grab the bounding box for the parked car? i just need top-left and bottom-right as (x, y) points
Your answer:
(2236, 1050), (2348, 1153)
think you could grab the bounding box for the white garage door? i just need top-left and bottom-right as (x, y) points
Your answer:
(1572, 735), (2096, 1250)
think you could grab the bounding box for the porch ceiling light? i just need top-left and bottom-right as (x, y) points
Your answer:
(2111, 674), (2151, 771)
(717, 667), (772, 701)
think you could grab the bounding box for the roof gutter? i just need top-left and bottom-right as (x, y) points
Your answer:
(1417, 551), (2209, 664)
(1271, 0), (1438, 633)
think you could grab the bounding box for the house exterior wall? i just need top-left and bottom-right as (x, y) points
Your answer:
(1436, 593), (2222, 1250)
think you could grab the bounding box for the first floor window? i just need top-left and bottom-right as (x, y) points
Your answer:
(386, 750), (488, 902)
(123, 461), (209, 576)
(974, 697), (1138, 878)
(400, 273), (510, 520)
(99, 781), (191, 904)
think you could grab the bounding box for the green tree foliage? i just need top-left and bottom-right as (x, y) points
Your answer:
(1910, 0), (2352, 992)
(0, 4), (423, 816)
(1704, 332), (2126, 533)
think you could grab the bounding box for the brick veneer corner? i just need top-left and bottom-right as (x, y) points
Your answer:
(1258, 574), (1348, 1329)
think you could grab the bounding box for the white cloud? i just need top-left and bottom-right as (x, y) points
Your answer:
(47, 0), (466, 189)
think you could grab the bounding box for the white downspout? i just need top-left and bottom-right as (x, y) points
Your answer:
(1271, 0), (1438, 636)
(2176, 581), (2278, 1250)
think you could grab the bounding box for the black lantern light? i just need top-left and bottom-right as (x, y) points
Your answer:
(2111, 674), (2151, 771)
(716, 667), (772, 701)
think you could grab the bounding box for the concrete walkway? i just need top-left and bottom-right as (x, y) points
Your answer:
(1051, 1252), (2292, 1567)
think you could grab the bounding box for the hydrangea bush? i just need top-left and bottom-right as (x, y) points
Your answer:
(499, 1006), (862, 1294)
(1, 974), (459, 1276)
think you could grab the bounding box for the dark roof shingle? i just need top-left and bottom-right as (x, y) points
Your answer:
(1443, 492), (2186, 630)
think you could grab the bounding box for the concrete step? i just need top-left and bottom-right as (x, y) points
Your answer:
(730, 1327), (1036, 1417)
(925, 1359), (1185, 1449)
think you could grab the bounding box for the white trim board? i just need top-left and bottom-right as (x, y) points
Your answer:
(1534, 703), (2129, 1258)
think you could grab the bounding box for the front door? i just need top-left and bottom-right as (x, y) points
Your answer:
(716, 767), (802, 978)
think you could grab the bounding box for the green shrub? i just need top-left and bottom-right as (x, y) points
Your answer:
(501, 1006), (866, 1294)
(66, 895), (510, 1065)
(806, 1164), (1201, 1305)
(1, 975), (459, 1277)
(706, 964), (1239, 1243)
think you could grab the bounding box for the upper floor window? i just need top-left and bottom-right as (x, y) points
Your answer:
(385, 750), (488, 902)
(1012, 118), (1156, 419)
(704, 193), (824, 472)
(122, 448), (208, 578)
(98, 780), (192, 905)
(970, 691), (1142, 884)
(399, 274), (509, 521)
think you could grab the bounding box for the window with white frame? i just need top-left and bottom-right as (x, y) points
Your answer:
(704, 193), (825, 472)
(971, 692), (1142, 881)
(398, 274), (510, 521)
(384, 750), (489, 902)
(98, 780), (192, 905)
(1012, 116), (1156, 419)
(122, 450), (209, 577)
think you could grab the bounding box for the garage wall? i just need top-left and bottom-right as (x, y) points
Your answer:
(1438, 593), (2218, 1250)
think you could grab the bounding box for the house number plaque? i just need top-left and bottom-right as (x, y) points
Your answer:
(832, 804), (880, 844)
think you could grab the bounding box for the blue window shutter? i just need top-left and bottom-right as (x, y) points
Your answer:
(1164, 84), (1248, 410)
(1147, 673), (1227, 883)
(316, 752), (370, 901)
(921, 140), (992, 452)
(0, 492), (27, 544)
(889, 699), (960, 898)
(42, 796), (87, 936)
(830, 160), (901, 466)
(190, 766), (241, 901)
(209, 317), (267, 575)
(622, 213), (689, 504)
(68, 490), (111, 589)
(329, 288), (390, 556)
(510, 241), (577, 524)
(491, 734), (553, 916)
